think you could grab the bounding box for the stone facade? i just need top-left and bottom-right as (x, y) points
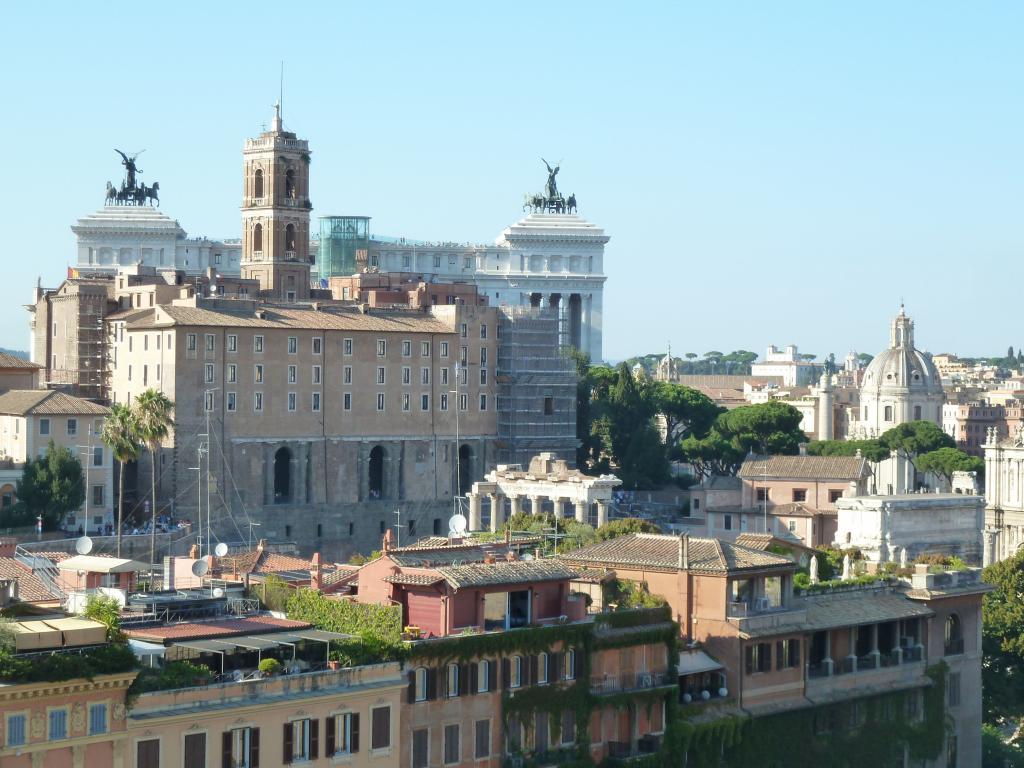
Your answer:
(982, 432), (1024, 564)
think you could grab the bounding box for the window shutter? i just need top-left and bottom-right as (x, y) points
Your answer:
(427, 668), (437, 700)
(489, 660), (497, 690)
(283, 723), (293, 765)
(568, 648), (577, 679)
(765, 643), (773, 672)
(351, 713), (360, 753)
(461, 664), (471, 696)
(407, 670), (417, 703)
(528, 655), (538, 686)
(221, 732), (232, 768)
(501, 658), (511, 689)
(468, 662), (478, 695)
(250, 727), (260, 768)
(775, 642), (784, 670)
(310, 719), (319, 760)
(325, 716), (336, 757)
(550, 652), (562, 681)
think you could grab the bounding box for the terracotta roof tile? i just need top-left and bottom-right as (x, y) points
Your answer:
(0, 557), (59, 602)
(0, 390), (109, 416)
(436, 560), (578, 590)
(383, 573), (444, 586)
(559, 533), (792, 574)
(0, 352), (40, 369)
(124, 616), (310, 644)
(738, 455), (868, 481)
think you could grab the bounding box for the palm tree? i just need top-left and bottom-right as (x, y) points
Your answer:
(100, 403), (141, 558)
(133, 389), (175, 580)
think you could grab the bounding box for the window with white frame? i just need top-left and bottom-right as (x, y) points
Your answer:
(228, 727), (256, 768)
(227, 392), (236, 412)
(88, 702), (107, 735)
(480, 347), (487, 365)
(402, 367), (411, 385)
(228, 334), (237, 352)
(343, 366), (352, 384)
(480, 368), (487, 385)
(459, 394), (468, 411)
(510, 656), (523, 688)
(312, 365), (321, 384)
(479, 394), (487, 411)
(480, 324), (487, 339)
(421, 367), (430, 385)
(441, 367), (449, 385)
(204, 391), (215, 412)
(402, 340), (412, 357)
(447, 663), (460, 698)
(414, 667), (428, 701)
(227, 364), (237, 383)
(537, 652), (549, 684)
(564, 649), (576, 680)
(205, 363), (215, 383)
(376, 393), (385, 411)
(440, 341), (449, 357)
(477, 660), (489, 693)
(40, 418), (50, 435)
(254, 364), (264, 383)
(376, 339), (386, 356)
(377, 367), (386, 385)
(440, 393), (449, 411)
(205, 334), (215, 352)
(331, 712), (358, 755)
(370, 706), (391, 750)
(288, 393), (297, 411)
(287, 336), (298, 354)
(402, 393), (411, 412)
(187, 333), (197, 351)
(254, 335), (264, 353)
(343, 393), (352, 410)
(67, 418), (77, 436)
(421, 394), (430, 411)
(254, 392), (263, 412)
(312, 337), (322, 355)
(286, 718), (313, 763)
(421, 341), (431, 356)
(312, 393), (321, 412)
(288, 365), (297, 384)
(460, 323), (467, 338)
(343, 338), (353, 355)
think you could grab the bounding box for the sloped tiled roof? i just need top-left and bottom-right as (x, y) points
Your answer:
(558, 533), (792, 574)
(383, 572), (444, 586)
(738, 455), (868, 481)
(0, 557), (60, 602)
(120, 304), (453, 334)
(734, 533), (815, 554)
(0, 390), (109, 416)
(435, 560), (579, 590)
(0, 352), (40, 369)
(215, 549), (313, 577)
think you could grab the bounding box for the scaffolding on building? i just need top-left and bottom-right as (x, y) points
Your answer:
(496, 307), (579, 467)
(317, 216), (370, 281)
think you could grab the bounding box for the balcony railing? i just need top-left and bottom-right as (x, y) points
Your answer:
(591, 671), (671, 694)
(727, 599), (784, 618)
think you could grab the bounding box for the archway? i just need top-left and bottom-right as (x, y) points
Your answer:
(285, 167), (296, 199)
(254, 168), (264, 198)
(274, 447), (291, 503)
(253, 223), (263, 253)
(285, 224), (297, 253)
(458, 444), (473, 496)
(369, 446), (385, 499)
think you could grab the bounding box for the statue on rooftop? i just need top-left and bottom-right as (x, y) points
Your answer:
(542, 158), (560, 199)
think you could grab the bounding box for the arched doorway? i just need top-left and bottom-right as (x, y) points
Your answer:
(458, 444), (473, 496)
(274, 447), (291, 503)
(285, 224), (297, 253)
(369, 446), (385, 499)
(253, 223), (263, 253)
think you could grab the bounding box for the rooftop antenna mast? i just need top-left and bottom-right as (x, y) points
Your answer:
(279, 61), (284, 122)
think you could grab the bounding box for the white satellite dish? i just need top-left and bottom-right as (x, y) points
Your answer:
(75, 536), (93, 555)
(521, 553), (535, 561)
(448, 513), (468, 535)
(191, 559), (209, 577)
(213, 587), (224, 598)
(214, 542), (229, 557)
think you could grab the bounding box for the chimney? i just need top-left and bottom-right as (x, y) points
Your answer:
(311, 552), (323, 591)
(798, 443), (808, 456)
(189, 543), (200, 559)
(678, 533), (689, 570)
(0, 537), (16, 558)
(505, 550), (517, 562)
(256, 538), (266, 554)
(484, 552), (496, 565)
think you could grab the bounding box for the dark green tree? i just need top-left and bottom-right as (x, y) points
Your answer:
(15, 440), (85, 531)
(878, 421), (955, 467)
(603, 364), (668, 488)
(595, 517), (661, 541)
(806, 438), (890, 462)
(916, 447), (984, 486)
(982, 548), (1024, 726)
(982, 724), (1024, 767)
(651, 381), (722, 444)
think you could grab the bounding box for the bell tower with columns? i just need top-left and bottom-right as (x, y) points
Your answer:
(241, 103), (311, 301)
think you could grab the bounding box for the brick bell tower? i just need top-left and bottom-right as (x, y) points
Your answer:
(241, 102), (312, 301)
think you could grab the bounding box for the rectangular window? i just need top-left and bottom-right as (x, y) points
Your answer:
(67, 418), (77, 436)
(93, 485), (104, 506)
(511, 656), (523, 688)
(421, 367), (430, 385)
(480, 323), (487, 339)
(788, 520), (797, 532)
(756, 488), (769, 502)
(312, 365), (321, 384)
(204, 391), (215, 412)
(460, 323), (468, 338)
(254, 392), (263, 412)
(331, 712), (358, 756)
(459, 367), (468, 386)
(288, 365), (297, 384)
(93, 445), (103, 466)
(343, 366), (352, 384)
(205, 363), (215, 383)
(744, 642), (772, 674)
(480, 368), (487, 385)
(538, 653), (549, 684)
(228, 727), (258, 768)
(460, 346), (468, 365)
(441, 367), (449, 385)
(776, 638), (801, 669)
(724, 513), (733, 531)
(544, 396), (554, 415)
(402, 340), (412, 357)
(136, 738), (160, 768)
(377, 367), (386, 385)
(421, 394), (430, 411)
(49, 708), (68, 740)
(460, 394), (468, 411)
(377, 340), (387, 357)
(564, 650), (576, 680)
(344, 338), (353, 355)
(444, 724), (460, 765)
(792, 488), (808, 502)
(254, 335), (264, 353)
(948, 672), (961, 707)
(254, 365), (264, 383)
(370, 706), (390, 750)
(288, 336), (298, 354)
(187, 333), (197, 351)
(227, 334), (237, 352)
(286, 718), (314, 763)
(447, 664), (460, 698)
(828, 489), (844, 503)
(287, 392), (297, 411)
(377, 393), (385, 411)
(88, 703), (107, 735)
(561, 711), (576, 744)
(39, 418), (50, 436)
(227, 392), (236, 412)
(412, 728), (428, 768)
(421, 341), (431, 356)
(440, 393), (448, 411)
(480, 347), (487, 365)
(475, 719), (490, 759)
(440, 341), (449, 357)
(312, 337), (322, 355)
(6, 713), (26, 747)
(479, 394), (487, 411)
(205, 334), (215, 352)
(402, 393), (411, 412)
(402, 367), (411, 385)
(227, 364), (237, 383)
(344, 393), (352, 411)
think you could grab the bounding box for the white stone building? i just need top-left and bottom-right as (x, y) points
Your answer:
(750, 345), (821, 386)
(982, 428), (1024, 564)
(852, 307), (944, 438)
(834, 493), (984, 565)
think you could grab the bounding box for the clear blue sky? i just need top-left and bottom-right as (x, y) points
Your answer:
(3, 2), (1022, 362)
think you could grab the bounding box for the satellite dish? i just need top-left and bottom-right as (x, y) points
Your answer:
(448, 513), (468, 535)
(213, 587), (224, 598)
(191, 559), (209, 577)
(75, 536), (93, 555)
(214, 542), (229, 557)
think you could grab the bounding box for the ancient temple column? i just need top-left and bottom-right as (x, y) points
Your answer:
(489, 493), (505, 532)
(574, 500), (587, 524)
(468, 493), (482, 531)
(553, 498), (566, 520)
(596, 500), (609, 527)
(530, 495), (544, 516)
(509, 496), (523, 518)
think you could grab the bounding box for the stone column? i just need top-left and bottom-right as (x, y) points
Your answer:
(822, 629), (833, 676)
(868, 624), (880, 669)
(297, 443), (309, 504)
(553, 498), (566, 520)
(468, 493), (482, 531)
(489, 493), (505, 532)
(574, 499), (587, 524)
(530, 495), (544, 516)
(847, 627), (858, 672)
(892, 621), (903, 665)
(596, 500), (609, 527)
(509, 495), (522, 518)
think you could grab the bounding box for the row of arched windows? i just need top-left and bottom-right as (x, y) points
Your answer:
(251, 166), (297, 200)
(250, 223), (298, 254)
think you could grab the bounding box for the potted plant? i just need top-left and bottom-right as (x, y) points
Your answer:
(258, 658), (282, 677)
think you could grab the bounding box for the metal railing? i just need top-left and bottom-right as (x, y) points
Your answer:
(14, 546), (65, 600)
(591, 671), (671, 694)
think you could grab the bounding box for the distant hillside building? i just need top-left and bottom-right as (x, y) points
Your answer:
(750, 345), (821, 386)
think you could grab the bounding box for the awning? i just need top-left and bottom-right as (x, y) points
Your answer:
(224, 635), (283, 652)
(57, 555), (146, 574)
(678, 650), (723, 676)
(174, 639), (231, 654)
(128, 639), (166, 657)
(290, 629), (353, 643)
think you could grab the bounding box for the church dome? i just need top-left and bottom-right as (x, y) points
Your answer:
(861, 308), (941, 394)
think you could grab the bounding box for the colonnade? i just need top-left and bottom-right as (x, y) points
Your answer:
(466, 490), (609, 532)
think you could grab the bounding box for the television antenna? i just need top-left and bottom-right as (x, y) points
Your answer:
(393, 508), (405, 548)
